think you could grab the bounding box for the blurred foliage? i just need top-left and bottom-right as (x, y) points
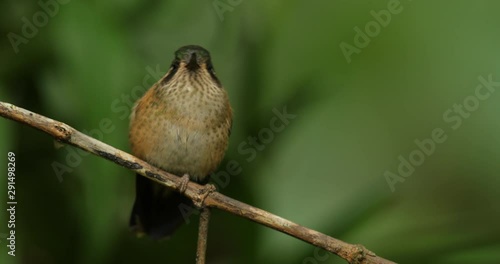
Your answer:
(1, 0), (500, 263)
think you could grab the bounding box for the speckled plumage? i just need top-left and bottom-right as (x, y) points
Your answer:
(129, 45), (232, 239)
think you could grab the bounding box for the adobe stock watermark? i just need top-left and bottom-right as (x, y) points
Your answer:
(384, 74), (499, 192)
(51, 65), (165, 182)
(212, 0), (243, 22)
(302, 247), (332, 264)
(6, 0), (71, 54)
(339, 0), (412, 64)
(179, 106), (297, 223)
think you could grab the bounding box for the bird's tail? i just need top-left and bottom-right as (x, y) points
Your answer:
(130, 174), (195, 240)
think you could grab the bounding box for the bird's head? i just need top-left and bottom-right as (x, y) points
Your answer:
(160, 45), (221, 88)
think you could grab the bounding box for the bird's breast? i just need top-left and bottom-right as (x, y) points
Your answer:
(129, 85), (231, 182)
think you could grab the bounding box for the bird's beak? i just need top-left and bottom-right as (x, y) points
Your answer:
(186, 52), (200, 71)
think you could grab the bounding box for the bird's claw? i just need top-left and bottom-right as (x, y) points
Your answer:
(179, 174), (190, 194)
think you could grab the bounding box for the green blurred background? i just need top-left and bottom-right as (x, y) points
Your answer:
(1, 0), (500, 263)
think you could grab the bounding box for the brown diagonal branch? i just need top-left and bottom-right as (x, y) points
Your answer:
(0, 101), (396, 264)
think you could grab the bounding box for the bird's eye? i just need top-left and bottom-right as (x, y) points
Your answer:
(206, 61), (221, 87)
(171, 60), (180, 70)
(207, 62), (216, 75)
(160, 60), (180, 85)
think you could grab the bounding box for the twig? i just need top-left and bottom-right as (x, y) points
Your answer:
(196, 208), (211, 264)
(0, 101), (397, 264)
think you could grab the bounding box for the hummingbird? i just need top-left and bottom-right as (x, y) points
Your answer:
(128, 45), (232, 239)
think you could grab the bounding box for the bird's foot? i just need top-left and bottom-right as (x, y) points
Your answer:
(194, 183), (217, 208)
(178, 174), (190, 194)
